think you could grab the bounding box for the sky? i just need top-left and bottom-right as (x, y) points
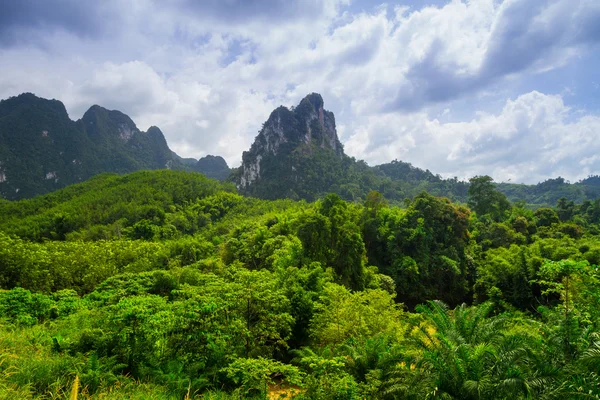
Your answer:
(0, 0), (599, 184)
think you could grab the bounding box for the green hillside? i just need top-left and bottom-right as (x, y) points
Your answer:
(1, 169), (600, 398)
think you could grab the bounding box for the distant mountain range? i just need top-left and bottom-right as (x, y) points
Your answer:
(2, 92), (600, 205)
(0, 93), (230, 199)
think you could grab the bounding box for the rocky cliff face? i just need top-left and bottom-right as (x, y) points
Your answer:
(238, 93), (343, 190)
(298, 93), (342, 156)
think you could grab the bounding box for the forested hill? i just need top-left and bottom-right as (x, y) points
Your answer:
(0, 93), (230, 200)
(2, 92), (600, 206)
(1, 168), (600, 398)
(374, 160), (600, 206)
(496, 176), (600, 206)
(231, 93), (600, 206)
(0, 169), (238, 241)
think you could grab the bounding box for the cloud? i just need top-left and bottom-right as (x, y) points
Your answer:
(176, 0), (344, 23)
(0, 0), (117, 46)
(0, 0), (347, 50)
(0, 0), (599, 182)
(346, 91), (600, 183)
(385, 0), (600, 111)
(61, 59), (281, 166)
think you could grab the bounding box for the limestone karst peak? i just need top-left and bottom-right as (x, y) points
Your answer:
(235, 93), (344, 196)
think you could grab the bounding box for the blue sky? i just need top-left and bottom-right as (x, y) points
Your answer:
(0, 0), (599, 183)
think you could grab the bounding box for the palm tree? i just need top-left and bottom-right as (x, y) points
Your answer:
(339, 335), (401, 382)
(385, 301), (543, 399)
(550, 332), (600, 399)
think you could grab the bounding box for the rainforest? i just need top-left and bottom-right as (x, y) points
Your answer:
(0, 169), (598, 399)
(3, 0), (600, 398)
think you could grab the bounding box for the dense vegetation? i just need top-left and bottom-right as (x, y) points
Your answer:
(237, 139), (600, 207)
(1, 169), (600, 399)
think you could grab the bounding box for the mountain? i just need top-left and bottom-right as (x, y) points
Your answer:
(192, 155), (231, 181)
(232, 93), (367, 200)
(231, 93), (470, 202)
(3, 92), (600, 206)
(233, 93), (600, 206)
(233, 93), (339, 198)
(0, 93), (229, 199)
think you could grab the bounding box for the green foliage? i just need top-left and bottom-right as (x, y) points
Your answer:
(535, 207), (560, 227)
(380, 192), (471, 307)
(401, 301), (545, 399)
(310, 283), (406, 346)
(468, 175), (511, 220)
(222, 357), (304, 397)
(0, 287), (55, 325)
(1, 169), (600, 398)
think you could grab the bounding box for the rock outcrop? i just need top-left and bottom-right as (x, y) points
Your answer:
(237, 93), (343, 190)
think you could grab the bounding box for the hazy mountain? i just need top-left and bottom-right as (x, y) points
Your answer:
(193, 155), (231, 181)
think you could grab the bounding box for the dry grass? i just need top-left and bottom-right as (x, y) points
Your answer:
(267, 383), (303, 399)
(70, 376), (79, 400)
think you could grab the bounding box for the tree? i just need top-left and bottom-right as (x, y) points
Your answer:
(222, 357), (304, 397)
(537, 260), (589, 361)
(393, 301), (542, 399)
(107, 295), (174, 376)
(363, 190), (388, 219)
(297, 194), (367, 290)
(310, 283), (405, 346)
(468, 175), (510, 220)
(534, 208), (560, 227)
(232, 268), (295, 358)
(556, 197), (575, 222)
(387, 192), (471, 307)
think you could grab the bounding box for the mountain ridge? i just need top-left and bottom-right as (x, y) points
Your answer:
(232, 93), (600, 205)
(2, 92), (600, 206)
(0, 93), (230, 199)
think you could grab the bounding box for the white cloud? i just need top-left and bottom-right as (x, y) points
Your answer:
(346, 91), (600, 183)
(0, 0), (599, 180)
